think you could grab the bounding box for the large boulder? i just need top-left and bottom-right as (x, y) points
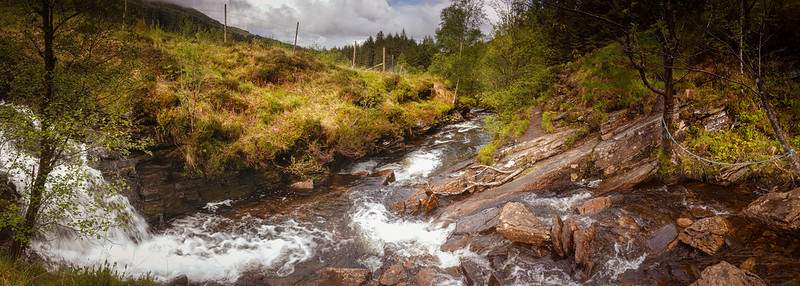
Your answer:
(318, 267), (371, 286)
(743, 188), (800, 232)
(689, 261), (766, 286)
(678, 216), (730, 255)
(496, 202), (550, 246)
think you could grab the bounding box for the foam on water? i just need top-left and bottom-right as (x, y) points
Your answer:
(593, 241), (646, 282)
(524, 191), (593, 215)
(390, 149), (442, 183)
(34, 214), (332, 283)
(350, 201), (479, 269)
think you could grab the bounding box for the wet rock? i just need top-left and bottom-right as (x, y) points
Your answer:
(375, 169), (396, 185)
(677, 217), (694, 228)
(496, 202), (550, 246)
(576, 196), (611, 215)
(318, 267), (371, 286)
(743, 188), (800, 232)
(351, 170), (371, 177)
(647, 224), (677, 254)
(688, 206), (715, 219)
(689, 261), (766, 286)
(459, 258), (495, 286)
(441, 235), (471, 252)
(454, 207), (500, 235)
(165, 275), (188, 286)
(379, 263), (406, 285)
(739, 257), (757, 272)
(561, 219), (577, 256)
(414, 268), (437, 286)
(678, 216), (731, 255)
(551, 215), (565, 257)
(573, 225), (596, 272)
(290, 179), (314, 191)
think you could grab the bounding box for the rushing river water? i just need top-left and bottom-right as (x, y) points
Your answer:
(4, 112), (800, 285)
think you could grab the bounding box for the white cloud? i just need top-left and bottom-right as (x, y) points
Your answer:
(160, 0), (458, 47)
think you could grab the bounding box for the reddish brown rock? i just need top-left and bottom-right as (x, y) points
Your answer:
(743, 188), (800, 231)
(414, 268), (437, 286)
(739, 257), (757, 272)
(318, 268), (371, 286)
(375, 169), (396, 185)
(677, 217), (694, 228)
(379, 263), (406, 285)
(678, 216), (730, 255)
(551, 215), (565, 257)
(290, 179), (314, 191)
(689, 261), (766, 286)
(561, 219), (577, 256)
(576, 196), (611, 215)
(573, 225), (596, 272)
(496, 202), (550, 246)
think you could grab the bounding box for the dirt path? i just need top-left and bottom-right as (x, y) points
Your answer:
(518, 106), (544, 142)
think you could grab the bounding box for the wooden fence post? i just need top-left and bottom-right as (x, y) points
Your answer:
(352, 41), (357, 68)
(223, 3), (228, 43)
(293, 21), (299, 52)
(382, 47), (386, 72)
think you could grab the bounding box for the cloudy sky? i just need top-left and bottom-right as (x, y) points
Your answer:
(160, 0), (498, 48)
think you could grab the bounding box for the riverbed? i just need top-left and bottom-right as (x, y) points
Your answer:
(20, 113), (800, 285)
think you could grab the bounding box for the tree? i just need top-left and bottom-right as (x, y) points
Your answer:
(702, 0), (800, 175)
(430, 0), (487, 97)
(0, 0), (143, 258)
(531, 0), (707, 156)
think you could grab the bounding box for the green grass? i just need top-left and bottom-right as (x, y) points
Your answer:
(132, 28), (455, 177)
(0, 257), (157, 286)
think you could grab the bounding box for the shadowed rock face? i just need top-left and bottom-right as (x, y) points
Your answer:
(99, 148), (281, 225)
(744, 188), (800, 232)
(689, 261), (766, 286)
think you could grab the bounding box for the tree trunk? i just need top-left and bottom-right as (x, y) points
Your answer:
(9, 147), (54, 258)
(756, 80), (800, 176)
(660, 0), (677, 156)
(9, 0), (58, 260)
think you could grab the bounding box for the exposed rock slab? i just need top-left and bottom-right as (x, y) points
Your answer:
(743, 188), (800, 232)
(577, 196), (611, 215)
(454, 207), (500, 235)
(689, 261), (766, 286)
(318, 267), (371, 286)
(496, 202), (550, 246)
(678, 216), (730, 255)
(290, 179), (314, 191)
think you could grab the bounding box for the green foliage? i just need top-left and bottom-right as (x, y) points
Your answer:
(571, 43), (653, 114)
(542, 111), (557, 133)
(477, 141), (498, 165)
(0, 256), (157, 286)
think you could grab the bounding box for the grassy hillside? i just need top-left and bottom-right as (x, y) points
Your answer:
(136, 27), (454, 177)
(0, 1), (456, 180)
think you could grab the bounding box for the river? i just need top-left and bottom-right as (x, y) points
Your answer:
(6, 112), (800, 285)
